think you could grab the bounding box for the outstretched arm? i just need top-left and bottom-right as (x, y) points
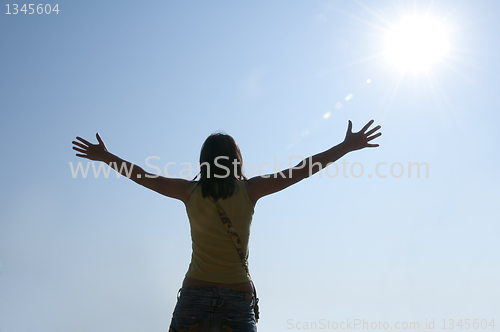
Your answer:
(245, 119), (381, 205)
(72, 133), (192, 205)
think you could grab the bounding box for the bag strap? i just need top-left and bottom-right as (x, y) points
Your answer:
(213, 199), (260, 323)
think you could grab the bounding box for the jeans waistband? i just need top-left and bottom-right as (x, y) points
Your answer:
(178, 286), (254, 303)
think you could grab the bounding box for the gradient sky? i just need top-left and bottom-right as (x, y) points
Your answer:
(1, 1), (499, 331)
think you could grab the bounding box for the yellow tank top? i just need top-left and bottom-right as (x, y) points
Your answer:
(185, 180), (254, 283)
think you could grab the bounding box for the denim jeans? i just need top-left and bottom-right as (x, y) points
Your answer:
(168, 286), (257, 332)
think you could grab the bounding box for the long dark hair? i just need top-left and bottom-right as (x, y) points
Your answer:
(195, 133), (247, 200)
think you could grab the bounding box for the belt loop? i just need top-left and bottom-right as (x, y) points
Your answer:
(244, 291), (253, 303)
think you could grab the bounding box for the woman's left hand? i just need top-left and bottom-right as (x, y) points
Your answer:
(343, 119), (382, 151)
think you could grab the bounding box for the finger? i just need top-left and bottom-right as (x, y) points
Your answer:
(366, 143), (379, 147)
(76, 136), (92, 146)
(72, 141), (87, 149)
(96, 133), (104, 146)
(73, 147), (86, 153)
(75, 153), (90, 158)
(360, 119), (375, 133)
(365, 125), (381, 137)
(366, 132), (382, 142)
(347, 120), (353, 133)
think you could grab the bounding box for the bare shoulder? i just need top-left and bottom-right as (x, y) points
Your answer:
(141, 176), (196, 206)
(188, 180), (197, 193)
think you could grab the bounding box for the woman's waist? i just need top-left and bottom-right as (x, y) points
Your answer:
(183, 276), (254, 293)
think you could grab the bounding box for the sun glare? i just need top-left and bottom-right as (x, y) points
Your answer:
(386, 16), (450, 72)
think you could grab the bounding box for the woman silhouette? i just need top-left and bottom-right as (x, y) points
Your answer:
(72, 119), (381, 332)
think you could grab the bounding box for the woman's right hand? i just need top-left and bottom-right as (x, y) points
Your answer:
(72, 133), (109, 162)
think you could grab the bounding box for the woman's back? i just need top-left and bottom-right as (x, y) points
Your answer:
(185, 180), (254, 284)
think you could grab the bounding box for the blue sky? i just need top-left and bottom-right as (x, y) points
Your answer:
(1, 0), (499, 331)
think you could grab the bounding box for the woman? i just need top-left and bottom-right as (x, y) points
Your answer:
(72, 119), (381, 332)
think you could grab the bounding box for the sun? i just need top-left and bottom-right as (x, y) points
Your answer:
(385, 16), (450, 72)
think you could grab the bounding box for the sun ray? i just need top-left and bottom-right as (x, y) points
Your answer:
(444, 53), (483, 72)
(322, 2), (390, 34)
(351, 0), (396, 29)
(424, 70), (456, 126)
(285, 52), (386, 88)
(385, 70), (405, 111)
(439, 60), (479, 86)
